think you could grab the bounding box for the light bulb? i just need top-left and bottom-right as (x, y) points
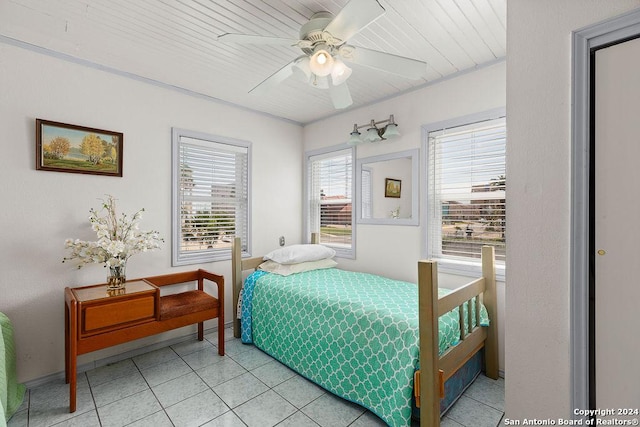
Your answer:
(317, 52), (328, 65)
(309, 46), (334, 77)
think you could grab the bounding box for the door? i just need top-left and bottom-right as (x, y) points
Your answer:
(594, 36), (640, 413)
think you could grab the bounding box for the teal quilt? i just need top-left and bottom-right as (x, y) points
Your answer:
(242, 268), (488, 427)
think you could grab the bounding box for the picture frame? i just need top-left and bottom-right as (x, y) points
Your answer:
(36, 119), (123, 177)
(385, 178), (401, 198)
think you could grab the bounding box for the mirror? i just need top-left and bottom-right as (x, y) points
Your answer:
(356, 149), (419, 226)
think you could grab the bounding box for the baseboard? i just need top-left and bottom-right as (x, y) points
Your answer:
(23, 321), (231, 390)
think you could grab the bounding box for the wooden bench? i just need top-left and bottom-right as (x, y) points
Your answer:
(64, 269), (224, 412)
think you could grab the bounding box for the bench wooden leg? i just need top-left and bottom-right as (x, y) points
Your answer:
(198, 322), (204, 341)
(218, 314), (224, 355)
(65, 303), (70, 384)
(67, 300), (77, 413)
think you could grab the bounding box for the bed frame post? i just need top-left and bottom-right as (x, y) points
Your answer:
(418, 260), (440, 427)
(232, 237), (242, 338)
(482, 245), (499, 380)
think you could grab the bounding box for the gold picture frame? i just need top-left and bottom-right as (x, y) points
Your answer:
(36, 119), (123, 177)
(385, 178), (401, 198)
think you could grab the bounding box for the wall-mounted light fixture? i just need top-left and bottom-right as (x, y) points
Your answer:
(347, 115), (400, 145)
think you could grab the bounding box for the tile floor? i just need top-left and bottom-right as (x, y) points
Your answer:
(7, 327), (504, 427)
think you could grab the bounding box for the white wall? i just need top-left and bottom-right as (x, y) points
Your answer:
(506, 0), (640, 419)
(0, 43), (303, 382)
(303, 62), (507, 373)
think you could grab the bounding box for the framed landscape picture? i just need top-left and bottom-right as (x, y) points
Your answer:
(36, 119), (123, 177)
(385, 178), (401, 198)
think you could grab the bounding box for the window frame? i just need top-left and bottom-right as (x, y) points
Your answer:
(422, 108), (506, 281)
(171, 127), (251, 266)
(304, 143), (356, 259)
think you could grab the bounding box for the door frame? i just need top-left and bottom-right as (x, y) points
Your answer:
(571, 7), (640, 415)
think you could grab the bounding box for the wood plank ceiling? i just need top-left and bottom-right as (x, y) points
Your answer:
(0, 0), (506, 124)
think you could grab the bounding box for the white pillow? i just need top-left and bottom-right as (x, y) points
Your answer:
(259, 258), (338, 276)
(263, 244), (336, 265)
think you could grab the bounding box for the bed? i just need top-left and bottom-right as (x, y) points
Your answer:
(231, 235), (498, 427)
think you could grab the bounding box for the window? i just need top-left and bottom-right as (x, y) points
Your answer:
(424, 111), (506, 275)
(172, 128), (250, 265)
(305, 145), (355, 258)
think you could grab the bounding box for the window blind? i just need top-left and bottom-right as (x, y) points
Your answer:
(427, 117), (506, 263)
(308, 148), (353, 254)
(175, 135), (249, 264)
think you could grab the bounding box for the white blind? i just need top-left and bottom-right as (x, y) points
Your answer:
(428, 117), (506, 263)
(176, 136), (249, 264)
(308, 148), (353, 252)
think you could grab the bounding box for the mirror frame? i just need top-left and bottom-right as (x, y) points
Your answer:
(355, 148), (420, 226)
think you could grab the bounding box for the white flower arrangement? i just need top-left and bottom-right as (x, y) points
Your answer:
(390, 206), (400, 219)
(63, 195), (163, 269)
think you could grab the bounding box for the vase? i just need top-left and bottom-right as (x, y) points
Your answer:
(107, 264), (126, 291)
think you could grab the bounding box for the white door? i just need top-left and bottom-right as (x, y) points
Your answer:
(594, 36), (640, 413)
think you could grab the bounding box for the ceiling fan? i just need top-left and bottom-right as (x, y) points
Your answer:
(217, 0), (427, 109)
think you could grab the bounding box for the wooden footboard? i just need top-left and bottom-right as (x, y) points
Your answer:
(418, 246), (498, 427)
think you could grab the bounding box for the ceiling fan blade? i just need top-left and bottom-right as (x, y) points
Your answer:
(329, 82), (353, 109)
(249, 61), (295, 95)
(324, 0), (385, 42)
(344, 46), (427, 80)
(217, 33), (300, 46)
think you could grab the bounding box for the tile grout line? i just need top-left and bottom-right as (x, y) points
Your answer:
(461, 394), (504, 413)
(129, 349), (176, 427)
(86, 372), (103, 427)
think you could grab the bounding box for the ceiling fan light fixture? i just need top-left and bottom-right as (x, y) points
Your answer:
(218, 1), (429, 112)
(309, 46), (334, 77)
(330, 58), (352, 86)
